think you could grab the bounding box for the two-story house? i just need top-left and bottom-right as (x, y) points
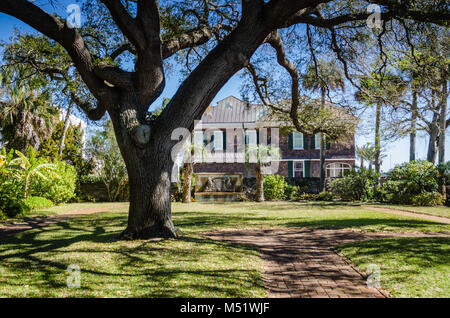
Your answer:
(191, 96), (355, 180)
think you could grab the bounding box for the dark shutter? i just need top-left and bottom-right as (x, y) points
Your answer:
(223, 131), (227, 150)
(310, 135), (315, 149)
(203, 131), (208, 146)
(304, 160), (310, 178)
(288, 133), (293, 149)
(303, 134), (309, 149)
(256, 130), (260, 145)
(326, 137), (331, 150)
(288, 161), (294, 177)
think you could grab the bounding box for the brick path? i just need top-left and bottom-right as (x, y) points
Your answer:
(204, 228), (449, 298)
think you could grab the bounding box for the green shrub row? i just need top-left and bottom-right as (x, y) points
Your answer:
(329, 161), (443, 206)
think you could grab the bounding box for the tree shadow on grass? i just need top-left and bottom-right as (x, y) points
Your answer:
(0, 213), (265, 297)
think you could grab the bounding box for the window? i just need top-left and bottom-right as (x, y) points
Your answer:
(245, 130), (257, 145)
(294, 161), (304, 177)
(326, 163), (351, 178)
(315, 133), (321, 149)
(293, 132), (303, 149)
(213, 131), (223, 150)
(193, 131), (204, 146)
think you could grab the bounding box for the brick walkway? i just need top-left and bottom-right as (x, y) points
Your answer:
(204, 228), (449, 298)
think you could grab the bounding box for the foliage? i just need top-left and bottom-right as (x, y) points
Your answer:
(86, 120), (128, 202)
(0, 148), (28, 218)
(385, 161), (439, 204)
(316, 191), (334, 201)
(330, 169), (379, 201)
(12, 147), (59, 199)
(284, 184), (298, 201)
(411, 192), (443, 207)
(263, 175), (287, 201)
(24, 196), (54, 211)
(39, 120), (94, 179)
(0, 65), (58, 152)
(31, 161), (77, 204)
(297, 193), (318, 201)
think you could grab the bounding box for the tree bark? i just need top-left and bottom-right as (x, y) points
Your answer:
(319, 133), (326, 192)
(182, 162), (193, 203)
(374, 101), (381, 178)
(409, 89), (417, 162)
(58, 102), (74, 158)
(108, 94), (177, 240)
(255, 163), (264, 202)
(438, 75), (448, 199)
(319, 88), (326, 192)
(427, 91), (439, 163)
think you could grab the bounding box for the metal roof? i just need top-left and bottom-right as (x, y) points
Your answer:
(201, 96), (266, 123)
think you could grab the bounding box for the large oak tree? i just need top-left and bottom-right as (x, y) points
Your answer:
(0, 0), (448, 239)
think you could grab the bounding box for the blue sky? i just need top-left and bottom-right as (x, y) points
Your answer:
(0, 4), (448, 172)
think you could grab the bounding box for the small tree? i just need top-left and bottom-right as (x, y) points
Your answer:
(87, 120), (128, 202)
(245, 144), (281, 202)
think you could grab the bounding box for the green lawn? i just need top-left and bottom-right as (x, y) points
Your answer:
(0, 201), (449, 297)
(336, 237), (450, 298)
(374, 204), (450, 218)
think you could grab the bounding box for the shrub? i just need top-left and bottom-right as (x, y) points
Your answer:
(330, 169), (378, 201)
(316, 191), (334, 201)
(25, 196), (54, 210)
(263, 175), (287, 201)
(411, 192), (443, 206)
(0, 149), (28, 218)
(285, 184), (298, 201)
(388, 161), (438, 194)
(297, 193), (317, 201)
(31, 161), (77, 204)
(382, 161), (439, 204)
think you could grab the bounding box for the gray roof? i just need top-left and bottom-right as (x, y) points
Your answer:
(201, 96), (266, 123)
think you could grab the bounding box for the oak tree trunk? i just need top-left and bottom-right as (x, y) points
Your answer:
(319, 133), (326, 192)
(109, 94), (177, 240)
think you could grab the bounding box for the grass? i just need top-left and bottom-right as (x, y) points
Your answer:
(374, 204), (450, 218)
(336, 237), (450, 298)
(0, 202), (128, 226)
(0, 201), (449, 297)
(172, 201), (450, 234)
(0, 212), (264, 297)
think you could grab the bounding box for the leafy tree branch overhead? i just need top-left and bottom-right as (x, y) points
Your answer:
(0, 0), (448, 239)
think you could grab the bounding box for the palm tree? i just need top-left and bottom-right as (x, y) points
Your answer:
(180, 137), (207, 203)
(12, 147), (59, 199)
(303, 60), (345, 192)
(355, 71), (406, 176)
(245, 144), (281, 202)
(0, 67), (57, 152)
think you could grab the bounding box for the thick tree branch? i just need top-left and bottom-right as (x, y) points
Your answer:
(100, 0), (146, 50)
(0, 0), (114, 118)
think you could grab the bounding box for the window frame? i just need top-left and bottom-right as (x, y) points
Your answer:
(294, 160), (304, 178)
(315, 133), (321, 150)
(326, 162), (351, 178)
(292, 131), (303, 149)
(245, 130), (257, 146)
(213, 130), (224, 150)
